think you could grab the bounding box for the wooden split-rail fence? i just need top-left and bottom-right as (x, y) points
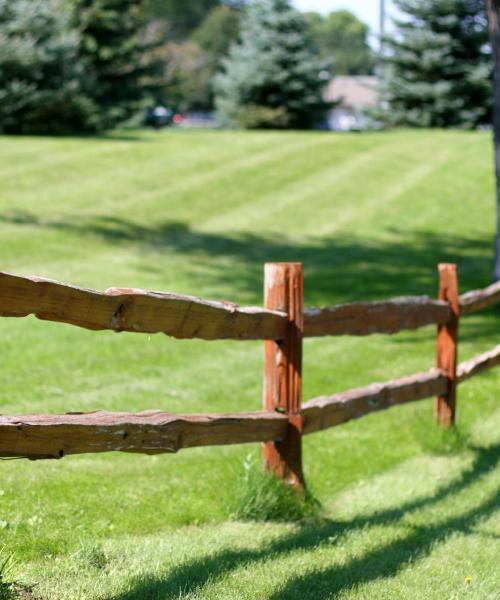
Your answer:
(0, 263), (499, 490)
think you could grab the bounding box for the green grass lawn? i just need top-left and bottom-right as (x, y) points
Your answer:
(0, 128), (499, 599)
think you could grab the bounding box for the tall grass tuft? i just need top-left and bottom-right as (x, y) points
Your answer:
(0, 548), (16, 600)
(413, 417), (470, 455)
(228, 454), (322, 522)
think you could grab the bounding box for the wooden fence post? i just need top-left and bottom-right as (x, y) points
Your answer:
(263, 262), (305, 489)
(435, 263), (460, 426)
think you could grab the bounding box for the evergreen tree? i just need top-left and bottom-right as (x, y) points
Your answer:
(214, 0), (329, 129)
(0, 0), (98, 134)
(74, 0), (162, 130)
(380, 0), (491, 128)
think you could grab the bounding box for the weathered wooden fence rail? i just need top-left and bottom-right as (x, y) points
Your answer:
(0, 263), (499, 489)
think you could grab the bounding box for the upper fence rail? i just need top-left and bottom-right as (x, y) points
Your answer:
(459, 280), (500, 315)
(303, 297), (452, 337)
(0, 271), (499, 342)
(0, 264), (499, 464)
(0, 272), (287, 341)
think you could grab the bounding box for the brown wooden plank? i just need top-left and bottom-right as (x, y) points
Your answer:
(459, 281), (500, 315)
(303, 296), (452, 338)
(0, 410), (288, 459)
(435, 264), (460, 426)
(457, 345), (500, 383)
(302, 368), (448, 435)
(0, 271), (287, 341)
(263, 263), (305, 489)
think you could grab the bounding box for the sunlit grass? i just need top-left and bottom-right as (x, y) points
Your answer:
(0, 128), (498, 598)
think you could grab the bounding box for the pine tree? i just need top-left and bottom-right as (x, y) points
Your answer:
(74, 0), (162, 130)
(380, 0), (491, 128)
(0, 0), (98, 134)
(214, 0), (329, 129)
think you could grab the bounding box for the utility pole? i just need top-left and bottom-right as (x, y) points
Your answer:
(377, 0), (387, 99)
(380, 0), (386, 54)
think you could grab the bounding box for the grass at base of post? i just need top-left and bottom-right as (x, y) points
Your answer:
(413, 418), (471, 455)
(227, 455), (322, 522)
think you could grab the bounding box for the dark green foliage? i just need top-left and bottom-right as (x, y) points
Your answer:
(0, 0), (98, 134)
(74, 0), (162, 130)
(306, 10), (374, 75)
(214, 0), (329, 129)
(0, 0), (160, 133)
(148, 0), (244, 39)
(149, 0), (220, 39)
(379, 0), (491, 128)
(193, 5), (241, 64)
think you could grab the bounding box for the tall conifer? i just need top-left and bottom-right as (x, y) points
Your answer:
(215, 0), (329, 129)
(380, 0), (491, 128)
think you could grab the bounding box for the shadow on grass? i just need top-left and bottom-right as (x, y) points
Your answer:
(109, 443), (500, 600)
(3, 131), (148, 142)
(0, 211), (495, 305)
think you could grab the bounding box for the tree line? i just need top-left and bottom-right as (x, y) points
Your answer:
(0, 0), (497, 134)
(0, 0), (374, 134)
(2, 0), (500, 277)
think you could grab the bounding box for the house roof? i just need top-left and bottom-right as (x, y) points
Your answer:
(325, 76), (379, 109)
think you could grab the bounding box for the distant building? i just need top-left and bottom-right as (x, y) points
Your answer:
(324, 76), (380, 131)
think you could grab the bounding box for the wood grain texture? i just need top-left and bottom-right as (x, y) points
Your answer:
(435, 264), (460, 426)
(0, 410), (288, 459)
(459, 281), (500, 315)
(263, 263), (304, 488)
(0, 271), (287, 340)
(303, 297), (452, 337)
(457, 345), (500, 383)
(302, 369), (448, 435)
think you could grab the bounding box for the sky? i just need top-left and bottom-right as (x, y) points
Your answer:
(292, 0), (395, 36)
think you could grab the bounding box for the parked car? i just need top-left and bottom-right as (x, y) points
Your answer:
(144, 105), (173, 129)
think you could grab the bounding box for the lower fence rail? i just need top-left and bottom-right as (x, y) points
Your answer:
(301, 368), (448, 435)
(457, 344), (500, 383)
(2, 344), (499, 461)
(0, 410), (288, 460)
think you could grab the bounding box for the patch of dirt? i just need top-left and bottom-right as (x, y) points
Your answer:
(12, 584), (44, 600)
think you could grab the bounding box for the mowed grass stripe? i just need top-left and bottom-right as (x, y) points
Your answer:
(0, 130), (498, 599)
(199, 131), (460, 233)
(0, 134), (341, 214)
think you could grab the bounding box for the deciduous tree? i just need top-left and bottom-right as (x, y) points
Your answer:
(306, 10), (374, 75)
